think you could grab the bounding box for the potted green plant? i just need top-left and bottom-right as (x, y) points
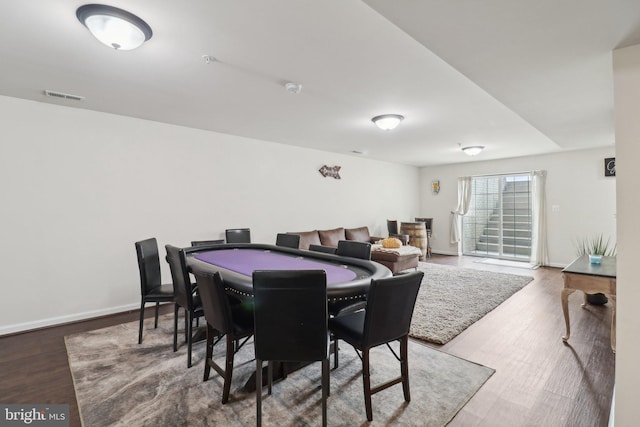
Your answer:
(575, 234), (616, 305)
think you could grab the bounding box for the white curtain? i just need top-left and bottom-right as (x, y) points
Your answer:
(449, 176), (472, 244)
(530, 170), (548, 266)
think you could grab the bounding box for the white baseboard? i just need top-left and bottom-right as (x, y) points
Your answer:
(545, 262), (566, 269)
(0, 303), (141, 336)
(609, 386), (615, 427)
(430, 251), (566, 269)
(431, 250), (460, 256)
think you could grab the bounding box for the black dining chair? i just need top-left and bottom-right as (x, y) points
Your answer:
(309, 244), (337, 255)
(191, 239), (225, 247)
(329, 240), (372, 319)
(275, 233), (300, 249)
(135, 238), (174, 344)
(329, 271), (424, 421)
(253, 270), (330, 427)
(165, 244), (205, 368)
(336, 240), (372, 260)
(225, 228), (251, 243)
(387, 219), (399, 236)
(192, 270), (254, 403)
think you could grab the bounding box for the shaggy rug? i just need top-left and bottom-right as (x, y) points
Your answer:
(410, 263), (533, 345)
(66, 315), (494, 426)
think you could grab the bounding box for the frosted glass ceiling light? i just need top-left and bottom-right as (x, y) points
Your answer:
(77, 4), (152, 50)
(462, 146), (485, 156)
(372, 114), (404, 130)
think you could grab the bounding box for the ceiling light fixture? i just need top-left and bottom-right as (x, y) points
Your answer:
(202, 55), (216, 64)
(285, 82), (302, 94)
(372, 114), (404, 131)
(76, 4), (152, 51)
(461, 146), (485, 156)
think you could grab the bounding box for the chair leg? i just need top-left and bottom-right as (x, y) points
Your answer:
(400, 336), (411, 402)
(222, 334), (235, 403)
(187, 311), (193, 368)
(203, 325), (213, 382)
(362, 347), (373, 421)
(154, 302), (160, 328)
(138, 300), (145, 344)
(267, 362), (273, 395)
(322, 358), (329, 427)
(184, 309), (189, 342)
(173, 304), (179, 352)
(333, 337), (339, 369)
(256, 359), (263, 427)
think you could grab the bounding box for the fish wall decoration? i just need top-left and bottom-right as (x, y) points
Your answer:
(319, 165), (341, 179)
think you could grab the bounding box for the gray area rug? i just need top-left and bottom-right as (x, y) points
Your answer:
(410, 263), (534, 345)
(66, 314), (494, 426)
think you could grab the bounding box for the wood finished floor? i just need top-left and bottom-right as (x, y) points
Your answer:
(0, 255), (614, 427)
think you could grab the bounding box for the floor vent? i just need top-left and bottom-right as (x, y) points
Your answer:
(44, 90), (85, 101)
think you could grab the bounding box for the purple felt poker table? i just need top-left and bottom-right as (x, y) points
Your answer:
(186, 243), (391, 302)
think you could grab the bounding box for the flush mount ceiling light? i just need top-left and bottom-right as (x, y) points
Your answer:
(76, 4), (152, 50)
(284, 82), (302, 94)
(372, 114), (404, 131)
(201, 55), (216, 64)
(461, 146), (485, 156)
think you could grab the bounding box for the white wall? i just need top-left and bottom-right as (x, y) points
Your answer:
(613, 42), (640, 426)
(0, 95), (419, 334)
(418, 147), (616, 267)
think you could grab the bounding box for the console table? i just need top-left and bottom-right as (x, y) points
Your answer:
(561, 255), (616, 352)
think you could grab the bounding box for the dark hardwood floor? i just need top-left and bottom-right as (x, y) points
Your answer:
(0, 255), (614, 426)
(434, 255), (615, 427)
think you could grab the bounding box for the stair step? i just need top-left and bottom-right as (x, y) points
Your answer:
(486, 221), (532, 229)
(483, 229), (532, 238)
(478, 236), (532, 246)
(475, 242), (532, 256)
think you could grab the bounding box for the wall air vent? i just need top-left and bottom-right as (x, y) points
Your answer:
(44, 90), (85, 101)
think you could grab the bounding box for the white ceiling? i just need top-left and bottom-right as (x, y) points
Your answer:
(1, 0), (638, 166)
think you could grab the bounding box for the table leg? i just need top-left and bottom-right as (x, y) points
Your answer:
(561, 288), (576, 342)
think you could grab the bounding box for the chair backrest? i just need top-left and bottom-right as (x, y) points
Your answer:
(308, 244), (337, 255)
(192, 271), (234, 334)
(191, 239), (225, 247)
(253, 270), (328, 362)
(387, 220), (398, 235)
(389, 233), (409, 246)
(415, 217), (433, 232)
(336, 240), (372, 260)
(225, 228), (251, 243)
(135, 238), (162, 295)
(363, 271), (424, 348)
(275, 233), (300, 249)
(165, 244), (195, 309)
